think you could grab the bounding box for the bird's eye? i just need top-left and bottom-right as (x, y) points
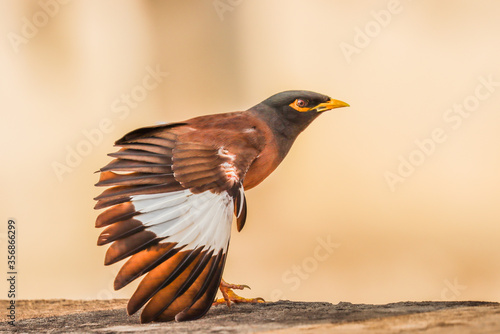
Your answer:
(289, 98), (311, 112)
(296, 99), (308, 108)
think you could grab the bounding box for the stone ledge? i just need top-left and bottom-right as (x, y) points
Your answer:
(1, 300), (498, 333)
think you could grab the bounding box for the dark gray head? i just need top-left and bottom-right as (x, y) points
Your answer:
(250, 90), (349, 134)
(249, 90), (349, 158)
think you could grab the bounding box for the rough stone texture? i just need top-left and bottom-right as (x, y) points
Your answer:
(1, 300), (499, 333)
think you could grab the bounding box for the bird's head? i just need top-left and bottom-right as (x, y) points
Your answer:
(250, 90), (349, 134)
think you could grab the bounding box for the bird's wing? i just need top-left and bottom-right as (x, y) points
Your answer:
(94, 122), (260, 323)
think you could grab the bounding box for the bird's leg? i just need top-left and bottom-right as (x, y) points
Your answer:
(213, 278), (265, 306)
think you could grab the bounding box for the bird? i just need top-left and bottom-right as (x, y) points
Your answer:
(94, 90), (349, 323)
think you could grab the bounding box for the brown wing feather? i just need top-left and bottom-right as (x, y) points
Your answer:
(99, 159), (172, 174)
(117, 142), (173, 155)
(108, 149), (170, 164)
(104, 230), (162, 265)
(95, 202), (136, 228)
(96, 171), (173, 187)
(114, 243), (179, 290)
(97, 218), (144, 246)
(173, 251), (227, 322)
(142, 250), (225, 323)
(235, 187), (247, 232)
(127, 248), (201, 317)
(94, 114), (265, 323)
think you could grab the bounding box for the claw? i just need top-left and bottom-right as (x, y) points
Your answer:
(225, 283), (250, 290)
(213, 278), (265, 307)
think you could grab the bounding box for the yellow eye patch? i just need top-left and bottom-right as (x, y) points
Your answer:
(289, 99), (311, 112)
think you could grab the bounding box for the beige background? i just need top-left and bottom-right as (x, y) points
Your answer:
(1, 1), (499, 304)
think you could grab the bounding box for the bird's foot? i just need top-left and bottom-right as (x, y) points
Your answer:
(213, 279), (265, 306)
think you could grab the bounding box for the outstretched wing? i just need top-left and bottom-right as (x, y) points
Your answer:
(94, 121), (260, 322)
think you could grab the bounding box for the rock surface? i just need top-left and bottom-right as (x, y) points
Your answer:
(1, 299), (499, 333)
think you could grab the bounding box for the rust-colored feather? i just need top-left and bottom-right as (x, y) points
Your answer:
(95, 202), (136, 228)
(174, 149), (216, 159)
(100, 159), (172, 174)
(114, 243), (179, 290)
(127, 248), (203, 316)
(138, 250), (208, 322)
(108, 149), (170, 164)
(114, 123), (184, 145)
(141, 250), (224, 323)
(94, 183), (185, 209)
(116, 143), (173, 155)
(104, 230), (161, 266)
(118, 136), (175, 148)
(173, 251), (226, 322)
(95, 171), (174, 187)
(97, 218), (145, 246)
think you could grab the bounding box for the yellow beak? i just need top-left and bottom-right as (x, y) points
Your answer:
(314, 99), (350, 112)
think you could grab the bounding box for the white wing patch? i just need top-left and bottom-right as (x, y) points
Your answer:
(131, 190), (233, 252)
(218, 147), (239, 183)
(221, 162), (238, 182)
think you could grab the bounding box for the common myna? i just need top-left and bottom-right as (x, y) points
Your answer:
(94, 90), (349, 323)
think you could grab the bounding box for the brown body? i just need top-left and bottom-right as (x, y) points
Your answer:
(171, 112), (281, 190)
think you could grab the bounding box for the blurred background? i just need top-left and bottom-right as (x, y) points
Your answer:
(1, 0), (499, 304)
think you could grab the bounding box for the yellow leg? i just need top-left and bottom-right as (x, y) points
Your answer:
(213, 278), (265, 306)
